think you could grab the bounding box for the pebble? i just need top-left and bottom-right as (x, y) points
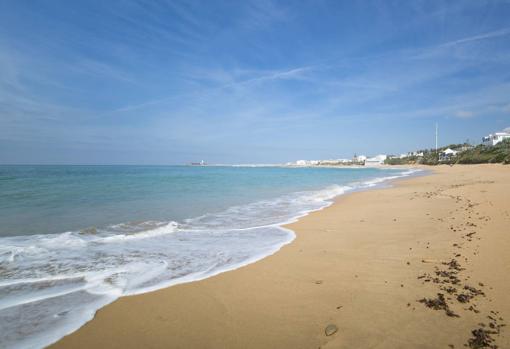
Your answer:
(325, 324), (338, 336)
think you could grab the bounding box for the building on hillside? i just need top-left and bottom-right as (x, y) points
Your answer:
(364, 154), (387, 166)
(408, 151), (424, 157)
(482, 132), (510, 146)
(352, 154), (367, 163)
(439, 148), (458, 162)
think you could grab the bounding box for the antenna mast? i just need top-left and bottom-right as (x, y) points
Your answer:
(435, 123), (438, 153)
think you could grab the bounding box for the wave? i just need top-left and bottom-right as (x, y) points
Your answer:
(0, 167), (420, 349)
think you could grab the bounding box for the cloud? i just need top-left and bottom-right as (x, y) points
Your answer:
(437, 28), (510, 48)
(109, 65), (312, 113)
(235, 66), (312, 86)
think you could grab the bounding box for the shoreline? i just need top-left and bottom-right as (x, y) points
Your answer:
(50, 164), (510, 348)
(96, 167), (420, 298)
(1, 166), (417, 349)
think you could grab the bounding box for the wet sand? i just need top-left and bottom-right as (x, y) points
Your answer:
(51, 164), (510, 349)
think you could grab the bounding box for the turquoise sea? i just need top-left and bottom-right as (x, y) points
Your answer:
(0, 165), (418, 348)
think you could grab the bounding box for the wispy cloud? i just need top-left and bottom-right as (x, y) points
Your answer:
(109, 65), (312, 113)
(228, 66), (312, 86)
(437, 27), (510, 48)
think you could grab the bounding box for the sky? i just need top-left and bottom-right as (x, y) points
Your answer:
(1, 0), (510, 164)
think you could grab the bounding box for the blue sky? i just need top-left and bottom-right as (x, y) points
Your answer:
(1, 0), (510, 164)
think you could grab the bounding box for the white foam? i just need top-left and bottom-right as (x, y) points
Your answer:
(97, 221), (178, 243)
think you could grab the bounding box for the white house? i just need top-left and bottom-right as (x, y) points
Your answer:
(408, 151), (424, 157)
(482, 132), (510, 146)
(364, 154), (387, 166)
(352, 154), (367, 163)
(295, 160), (309, 166)
(443, 148), (459, 155)
(439, 148), (458, 161)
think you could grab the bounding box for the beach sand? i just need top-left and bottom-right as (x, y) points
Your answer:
(51, 164), (510, 349)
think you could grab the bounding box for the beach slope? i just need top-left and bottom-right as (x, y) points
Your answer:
(51, 165), (510, 348)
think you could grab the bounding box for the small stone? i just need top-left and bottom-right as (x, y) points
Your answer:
(325, 324), (338, 336)
(315, 280), (323, 285)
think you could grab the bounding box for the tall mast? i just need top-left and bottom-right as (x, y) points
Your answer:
(435, 122), (438, 153)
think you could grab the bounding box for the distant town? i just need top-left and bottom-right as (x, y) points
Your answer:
(188, 129), (510, 167)
(287, 128), (510, 167)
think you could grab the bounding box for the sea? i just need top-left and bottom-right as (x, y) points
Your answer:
(0, 165), (419, 348)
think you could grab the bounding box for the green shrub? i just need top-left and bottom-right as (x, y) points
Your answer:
(456, 140), (510, 164)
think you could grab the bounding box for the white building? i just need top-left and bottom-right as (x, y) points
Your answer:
(439, 148), (458, 162)
(364, 154), (387, 166)
(482, 132), (510, 146)
(352, 154), (367, 163)
(408, 151), (424, 157)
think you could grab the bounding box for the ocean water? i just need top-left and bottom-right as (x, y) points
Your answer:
(0, 165), (418, 348)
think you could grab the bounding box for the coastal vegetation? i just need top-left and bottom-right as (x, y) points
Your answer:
(385, 139), (510, 165)
(456, 140), (510, 164)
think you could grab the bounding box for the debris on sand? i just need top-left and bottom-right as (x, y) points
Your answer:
(456, 285), (486, 303)
(418, 293), (459, 317)
(457, 293), (472, 303)
(467, 328), (497, 348)
(443, 259), (464, 271)
(433, 268), (461, 285)
(442, 286), (457, 294)
(464, 285), (485, 297)
(467, 305), (480, 314)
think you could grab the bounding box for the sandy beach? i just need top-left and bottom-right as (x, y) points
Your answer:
(50, 164), (510, 349)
